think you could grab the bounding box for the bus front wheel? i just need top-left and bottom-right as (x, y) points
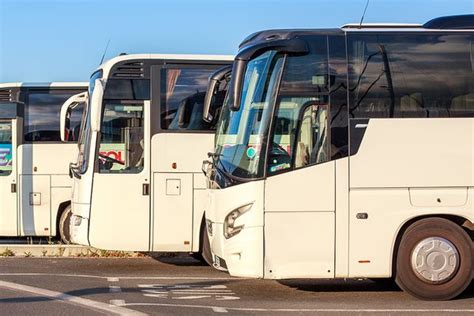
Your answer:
(395, 217), (472, 300)
(59, 205), (72, 244)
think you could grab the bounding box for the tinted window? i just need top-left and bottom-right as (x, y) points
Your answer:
(67, 102), (84, 142)
(25, 90), (85, 142)
(160, 67), (219, 130)
(279, 36), (328, 95)
(328, 35), (349, 160)
(103, 79), (150, 100)
(348, 33), (474, 118)
(0, 102), (18, 119)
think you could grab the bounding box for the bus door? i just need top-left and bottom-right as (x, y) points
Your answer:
(0, 105), (19, 235)
(88, 100), (151, 251)
(264, 99), (336, 279)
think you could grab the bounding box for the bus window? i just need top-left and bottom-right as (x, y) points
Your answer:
(99, 103), (144, 173)
(25, 90), (82, 142)
(349, 34), (474, 118)
(161, 67), (220, 131)
(268, 97), (329, 175)
(68, 102), (84, 142)
(0, 121), (12, 176)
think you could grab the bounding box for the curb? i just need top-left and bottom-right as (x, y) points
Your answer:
(0, 245), (138, 258)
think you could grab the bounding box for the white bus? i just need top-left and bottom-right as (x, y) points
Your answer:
(203, 15), (474, 300)
(65, 54), (233, 259)
(0, 82), (87, 242)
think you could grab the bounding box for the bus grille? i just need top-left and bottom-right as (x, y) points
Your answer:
(0, 89), (12, 101)
(112, 62), (144, 78)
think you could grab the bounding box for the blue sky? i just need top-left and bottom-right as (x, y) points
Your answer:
(0, 0), (472, 82)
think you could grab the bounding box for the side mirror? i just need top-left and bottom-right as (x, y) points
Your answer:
(228, 59), (247, 111)
(60, 92), (87, 142)
(90, 79), (105, 132)
(203, 65), (232, 123)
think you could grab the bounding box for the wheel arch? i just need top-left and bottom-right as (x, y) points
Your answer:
(390, 213), (473, 278)
(55, 200), (71, 236)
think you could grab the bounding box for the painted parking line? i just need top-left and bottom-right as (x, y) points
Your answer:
(139, 284), (240, 301)
(0, 280), (147, 316)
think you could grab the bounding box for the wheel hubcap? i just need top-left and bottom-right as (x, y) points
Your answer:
(411, 237), (459, 283)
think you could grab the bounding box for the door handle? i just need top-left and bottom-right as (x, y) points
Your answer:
(142, 183), (150, 196)
(11, 183), (16, 193)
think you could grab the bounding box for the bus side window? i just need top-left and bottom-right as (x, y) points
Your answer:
(0, 121), (13, 176)
(295, 104), (329, 169)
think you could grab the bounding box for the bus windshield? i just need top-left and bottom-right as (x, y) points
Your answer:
(78, 70), (102, 174)
(213, 51), (284, 179)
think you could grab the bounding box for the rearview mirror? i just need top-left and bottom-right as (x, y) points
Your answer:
(60, 92), (87, 142)
(90, 79), (105, 132)
(203, 65), (232, 123)
(228, 59), (247, 111)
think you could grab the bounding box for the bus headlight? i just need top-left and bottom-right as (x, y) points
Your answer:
(224, 203), (253, 239)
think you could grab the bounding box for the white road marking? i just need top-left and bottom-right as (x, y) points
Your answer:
(110, 285), (122, 293)
(139, 284), (240, 301)
(173, 295), (210, 300)
(212, 307), (229, 313)
(110, 299), (126, 306)
(122, 302), (474, 314)
(0, 280), (146, 316)
(108, 277), (120, 282)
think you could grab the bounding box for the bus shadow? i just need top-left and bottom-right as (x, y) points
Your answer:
(278, 278), (401, 293)
(147, 252), (209, 267)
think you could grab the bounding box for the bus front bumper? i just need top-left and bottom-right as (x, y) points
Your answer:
(222, 225), (264, 278)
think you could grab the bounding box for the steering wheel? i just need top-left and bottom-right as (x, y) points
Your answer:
(99, 153), (125, 165)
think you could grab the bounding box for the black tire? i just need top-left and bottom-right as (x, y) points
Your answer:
(191, 216), (213, 266)
(395, 217), (473, 300)
(200, 221), (213, 266)
(58, 205), (72, 244)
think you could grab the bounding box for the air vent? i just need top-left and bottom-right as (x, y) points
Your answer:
(0, 89), (12, 101)
(423, 15), (474, 29)
(111, 62), (145, 78)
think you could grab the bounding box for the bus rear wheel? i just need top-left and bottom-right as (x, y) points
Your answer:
(395, 217), (472, 300)
(59, 205), (72, 244)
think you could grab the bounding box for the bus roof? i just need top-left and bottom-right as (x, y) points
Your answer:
(239, 15), (473, 49)
(97, 53), (235, 79)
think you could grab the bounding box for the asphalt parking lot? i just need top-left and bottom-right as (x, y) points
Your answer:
(0, 256), (472, 315)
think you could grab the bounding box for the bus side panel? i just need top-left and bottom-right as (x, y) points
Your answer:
(19, 175), (50, 236)
(152, 172), (193, 251)
(150, 133), (214, 252)
(264, 162), (336, 279)
(17, 143), (77, 236)
(335, 157), (349, 278)
(348, 119), (474, 278)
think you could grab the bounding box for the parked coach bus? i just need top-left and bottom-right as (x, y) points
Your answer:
(0, 82), (87, 243)
(203, 15), (474, 300)
(64, 54), (233, 259)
